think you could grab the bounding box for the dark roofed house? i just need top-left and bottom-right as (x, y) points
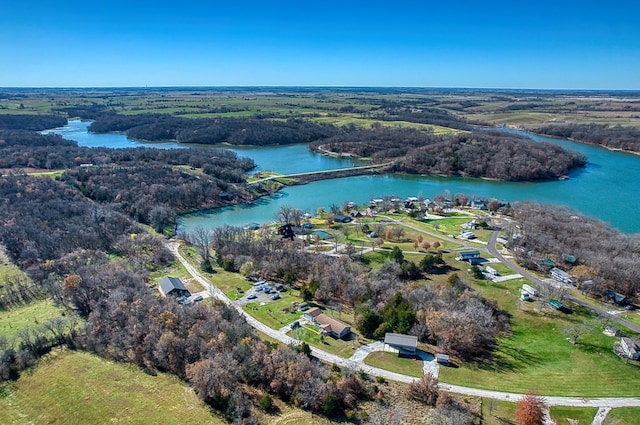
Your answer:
(458, 250), (481, 262)
(604, 289), (630, 306)
(159, 277), (191, 298)
(333, 215), (352, 223)
(384, 333), (418, 356)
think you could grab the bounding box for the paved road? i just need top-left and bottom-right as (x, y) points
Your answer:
(486, 227), (640, 333)
(166, 241), (640, 410)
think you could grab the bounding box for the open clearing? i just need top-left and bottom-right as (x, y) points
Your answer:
(0, 299), (66, 340)
(0, 351), (223, 425)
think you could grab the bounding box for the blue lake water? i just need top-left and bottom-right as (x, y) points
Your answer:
(46, 120), (640, 234)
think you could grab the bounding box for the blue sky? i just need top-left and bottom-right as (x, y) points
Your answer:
(1, 0), (638, 89)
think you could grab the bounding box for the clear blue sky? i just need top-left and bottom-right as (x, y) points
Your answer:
(1, 0), (638, 89)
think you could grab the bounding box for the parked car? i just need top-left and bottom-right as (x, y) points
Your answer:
(291, 321), (300, 329)
(272, 293), (281, 300)
(193, 295), (203, 302)
(247, 294), (258, 300)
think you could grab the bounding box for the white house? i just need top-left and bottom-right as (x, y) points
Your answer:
(550, 267), (573, 284)
(620, 337), (640, 360)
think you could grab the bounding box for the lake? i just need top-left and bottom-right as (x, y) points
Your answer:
(46, 120), (640, 234)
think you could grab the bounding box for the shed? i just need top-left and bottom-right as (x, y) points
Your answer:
(159, 277), (191, 298)
(549, 299), (564, 310)
(384, 333), (418, 356)
(436, 353), (450, 365)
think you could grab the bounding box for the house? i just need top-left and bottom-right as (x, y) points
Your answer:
(278, 224), (295, 240)
(459, 230), (476, 240)
(436, 353), (450, 365)
(521, 284), (539, 297)
(550, 267), (572, 284)
(470, 199), (487, 210)
(485, 266), (499, 276)
(620, 337), (640, 360)
(604, 325), (621, 337)
(159, 277), (191, 298)
(458, 250), (481, 262)
(384, 333), (418, 356)
(333, 215), (352, 223)
(604, 289), (630, 306)
(349, 211), (363, 218)
(303, 307), (351, 338)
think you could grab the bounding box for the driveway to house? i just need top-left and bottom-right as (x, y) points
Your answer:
(166, 241), (640, 411)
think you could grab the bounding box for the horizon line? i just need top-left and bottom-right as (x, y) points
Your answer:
(1, 85), (640, 93)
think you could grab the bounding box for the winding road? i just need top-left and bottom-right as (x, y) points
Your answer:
(166, 241), (640, 416)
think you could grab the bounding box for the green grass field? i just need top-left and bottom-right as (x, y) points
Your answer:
(549, 406), (598, 425)
(0, 299), (66, 340)
(439, 286), (640, 396)
(287, 325), (362, 359)
(608, 407), (640, 425)
(363, 351), (424, 377)
(0, 351), (223, 425)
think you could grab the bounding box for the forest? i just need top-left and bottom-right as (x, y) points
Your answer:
(0, 130), (257, 229)
(533, 123), (640, 152)
(311, 128), (586, 181)
(508, 202), (640, 298)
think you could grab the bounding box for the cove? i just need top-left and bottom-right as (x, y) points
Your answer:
(46, 120), (640, 234)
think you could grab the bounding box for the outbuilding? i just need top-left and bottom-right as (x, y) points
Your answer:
(384, 333), (418, 356)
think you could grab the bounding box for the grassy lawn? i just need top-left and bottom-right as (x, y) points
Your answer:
(481, 398), (518, 425)
(363, 351), (424, 377)
(436, 271), (640, 396)
(243, 291), (304, 329)
(439, 295), (640, 396)
(287, 326), (362, 358)
(549, 406), (598, 425)
(0, 299), (66, 340)
(608, 407), (640, 425)
(0, 351), (223, 425)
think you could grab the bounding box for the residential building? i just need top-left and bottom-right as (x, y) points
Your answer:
(620, 337), (640, 360)
(159, 277), (191, 298)
(303, 307), (351, 338)
(550, 267), (573, 284)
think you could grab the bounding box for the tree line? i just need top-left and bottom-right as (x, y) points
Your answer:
(311, 127), (586, 181)
(88, 113), (344, 146)
(0, 114), (67, 131)
(533, 123), (640, 153)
